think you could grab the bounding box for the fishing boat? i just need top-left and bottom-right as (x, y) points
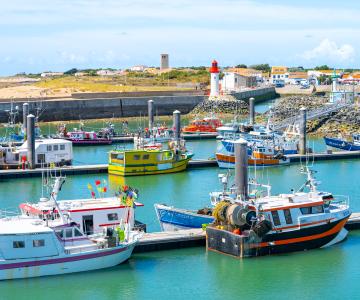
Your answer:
(19, 182), (144, 235)
(324, 134), (360, 151)
(216, 140), (291, 168)
(206, 166), (351, 257)
(182, 116), (223, 134)
(0, 177), (142, 280)
(0, 139), (73, 169)
(58, 124), (112, 146)
(108, 139), (193, 176)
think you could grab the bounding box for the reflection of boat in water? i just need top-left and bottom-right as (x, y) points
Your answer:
(324, 134), (360, 151)
(182, 116), (222, 134)
(108, 140), (193, 176)
(207, 165), (351, 258)
(0, 176), (142, 280)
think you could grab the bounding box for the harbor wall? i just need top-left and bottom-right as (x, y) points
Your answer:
(0, 87), (276, 122)
(0, 95), (206, 122)
(232, 87), (278, 103)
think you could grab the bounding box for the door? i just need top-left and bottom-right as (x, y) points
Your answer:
(82, 215), (94, 235)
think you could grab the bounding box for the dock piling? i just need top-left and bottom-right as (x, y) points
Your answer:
(234, 138), (248, 200)
(299, 107), (307, 155)
(249, 97), (255, 125)
(23, 103), (29, 132)
(26, 114), (35, 169)
(148, 100), (154, 131)
(173, 110), (181, 142)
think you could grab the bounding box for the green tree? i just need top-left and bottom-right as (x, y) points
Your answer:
(64, 68), (78, 75)
(249, 64), (271, 72)
(314, 65), (331, 70)
(235, 64), (247, 68)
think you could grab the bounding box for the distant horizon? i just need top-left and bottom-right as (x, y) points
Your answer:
(1, 0), (360, 76)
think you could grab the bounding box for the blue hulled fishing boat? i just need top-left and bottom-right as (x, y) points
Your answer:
(324, 134), (360, 151)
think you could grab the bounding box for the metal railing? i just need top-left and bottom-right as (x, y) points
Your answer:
(272, 101), (351, 131)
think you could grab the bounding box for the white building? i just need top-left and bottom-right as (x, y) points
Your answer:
(160, 54), (169, 70)
(96, 70), (123, 76)
(40, 72), (64, 77)
(130, 65), (147, 72)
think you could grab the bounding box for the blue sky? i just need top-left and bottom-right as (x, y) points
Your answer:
(1, 0), (360, 75)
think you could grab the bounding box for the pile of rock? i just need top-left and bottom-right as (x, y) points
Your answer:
(190, 99), (248, 115)
(268, 95), (328, 122)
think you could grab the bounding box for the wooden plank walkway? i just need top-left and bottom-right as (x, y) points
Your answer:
(288, 150), (360, 162)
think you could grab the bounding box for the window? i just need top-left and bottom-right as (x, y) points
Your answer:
(13, 241), (25, 248)
(300, 207), (311, 215)
(55, 230), (63, 238)
(53, 145), (59, 151)
(60, 144), (65, 150)
(37, 153), (45, 163)
(143, 154), (150, 160)
(33, 239), (45, 247)
(283, 209), (293, 224)
(74, 228), (83, 237)
(47, 145), (52, 151)
(65, 228), (73, 238)
(271, 211), (281, 226)
(133, 155), (141, 160)
(107, 213), (119, 221)
(311, 205), (324, 214)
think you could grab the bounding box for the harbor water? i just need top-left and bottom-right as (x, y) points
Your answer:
(1, 98), (359, 298)
(0, 159), (359, 299)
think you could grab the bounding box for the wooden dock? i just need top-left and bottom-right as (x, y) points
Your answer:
(133, 213), (360, 253)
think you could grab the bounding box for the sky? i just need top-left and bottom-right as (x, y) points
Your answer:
(1, 0), (360, 75)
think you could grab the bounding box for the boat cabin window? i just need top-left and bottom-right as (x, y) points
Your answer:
(65, 228), (73, 238)
(13, 241), (25, 248)
(300, 205), (324, 214)
(111, 153), (123, 160)
(33, 239), (45, 247)
(107, 213), (118, 221)
(60, 144), (65, 150)
(143, 154), (150, 160)
(133, 155), (141, 160)
(47, 145), (52, 151)
(283, 209), (293, 224)
(74, 228), (83, 237)
(312, 205), (324, 214)
(55, 229), (63, 238)
(271, 211), (281, 226)
(53, 145), (59, 151)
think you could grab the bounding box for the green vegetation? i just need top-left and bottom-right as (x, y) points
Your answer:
(249, 63), (271, 72)
(314, 65), (331, 70)
(235, 64), (247, 68)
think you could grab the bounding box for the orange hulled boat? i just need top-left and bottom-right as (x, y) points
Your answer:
(182, 116), (223, 134)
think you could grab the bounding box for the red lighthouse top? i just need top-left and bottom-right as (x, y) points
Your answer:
(209, 60), (219, 73)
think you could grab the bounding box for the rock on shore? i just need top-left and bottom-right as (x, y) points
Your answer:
(190, 96), (248, 115)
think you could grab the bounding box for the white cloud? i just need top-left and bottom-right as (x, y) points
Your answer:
(302, 39), (355, 62)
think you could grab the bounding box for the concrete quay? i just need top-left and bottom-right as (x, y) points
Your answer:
(288, 150), (360, 162)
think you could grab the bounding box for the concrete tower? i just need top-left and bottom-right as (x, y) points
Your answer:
(210, 60), (220, 97)
(160, 54), (169, 70)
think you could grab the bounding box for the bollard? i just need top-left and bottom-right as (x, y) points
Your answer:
(234, 138), (248, 200)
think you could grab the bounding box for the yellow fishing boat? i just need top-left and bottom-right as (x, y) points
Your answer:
(108, 148), (193, 176)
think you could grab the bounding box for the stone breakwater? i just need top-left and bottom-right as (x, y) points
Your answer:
(268, 95), (360, 136)
(190, 97), (248, 116)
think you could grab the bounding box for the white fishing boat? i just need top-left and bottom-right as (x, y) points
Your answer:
(0, 177), (142, 280)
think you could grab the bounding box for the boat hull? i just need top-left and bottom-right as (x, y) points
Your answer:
(216, 153), (290, 168)
(0, 243), (136, 280)
(207, 216), (349, 258)
(109, 157), (192, 176)
(155, 204), (214, 231)
(324, 137), (360, 151)
(69, 139), (112, 146)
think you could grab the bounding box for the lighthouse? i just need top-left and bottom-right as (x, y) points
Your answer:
(209, 60), (220, 97)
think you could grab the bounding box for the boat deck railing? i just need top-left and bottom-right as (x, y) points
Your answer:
(331, 195), (350, 207)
